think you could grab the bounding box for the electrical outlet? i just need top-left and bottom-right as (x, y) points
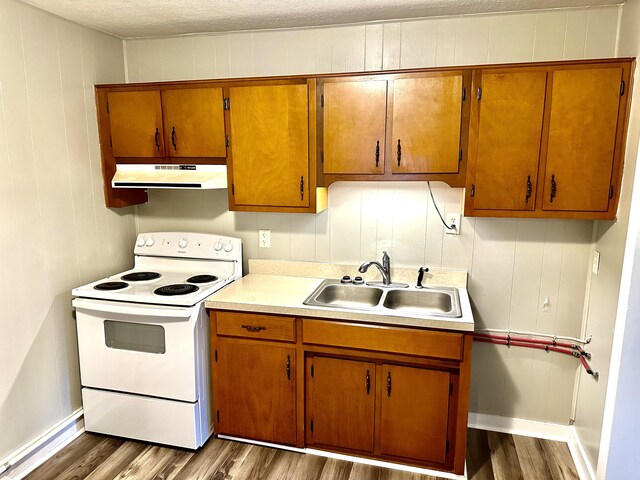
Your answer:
(445, 213), (461, 236)
(592, 250), (600, 275)
(259, 229), (271, 248)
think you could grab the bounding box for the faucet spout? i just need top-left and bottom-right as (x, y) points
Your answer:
(358, 251), (392, 285)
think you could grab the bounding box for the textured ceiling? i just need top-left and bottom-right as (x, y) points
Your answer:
(22, 0), (622, 38)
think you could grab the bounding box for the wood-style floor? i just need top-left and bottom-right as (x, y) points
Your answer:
(25, 429), (579, 480)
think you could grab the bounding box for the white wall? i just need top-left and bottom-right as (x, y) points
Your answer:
(590, 0), (640, 478)
(128, 6), (621, 425)
(0, 0), (135, 462)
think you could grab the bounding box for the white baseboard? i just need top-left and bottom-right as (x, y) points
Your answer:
(468, 412), (595, 480)
(0, 409), (84, 480)
(567, 426), (596, 480)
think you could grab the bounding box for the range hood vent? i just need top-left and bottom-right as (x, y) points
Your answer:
(112, 164), (227, 190)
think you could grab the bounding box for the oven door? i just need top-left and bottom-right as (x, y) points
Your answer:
(73, 298), (202, 402)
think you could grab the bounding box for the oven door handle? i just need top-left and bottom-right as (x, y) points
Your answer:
(72, 298), (192, 319)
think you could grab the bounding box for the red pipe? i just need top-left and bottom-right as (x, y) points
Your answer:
(473, 332), (588, 355)
(473, 333), (597, 377)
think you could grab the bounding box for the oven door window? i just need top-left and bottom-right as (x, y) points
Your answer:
(104, 320), (166, 354)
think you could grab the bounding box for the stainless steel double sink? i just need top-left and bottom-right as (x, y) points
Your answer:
(303, 279), (462, 318)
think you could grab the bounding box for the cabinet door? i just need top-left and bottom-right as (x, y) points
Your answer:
(392, 75), (463, 174)
(229, 84), (309, 207)
(108, 91), (164, 157)
(307, 356), (375, 453)
(216, 340), (296, 445)
(323, 80), (387, 174)
(542, 67), (623, 212)
(163, 88), (226, 158)
(469, 71), (547, 210)
(379, 365), (451, 464)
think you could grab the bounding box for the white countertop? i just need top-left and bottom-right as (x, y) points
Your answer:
(205, 261), (475, 332)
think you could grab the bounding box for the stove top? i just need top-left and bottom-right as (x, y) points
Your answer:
(72, 233), (242, 307)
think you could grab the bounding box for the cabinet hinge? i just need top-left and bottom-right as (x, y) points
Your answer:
(216, 410), (220, 422)
(225, 135), (230, 148)
(620, 80), (625, 96)
(106, 100), (109, 114)
(311, 365), (314, 377)
(477, 87), (482, 101)
(310, 419), (314, 432)
(215, 349), (218, 362)
(458, 148), (463, 163)
(470, 184), (476, 198)
(449, 382), (453, 395)
(109, 136), (113, 149)
(231, 183), (235, 195)
(320, 94), (324, 108)
(609, 185), (614, 199)
(446, 440), (450, 454)
(223, 97), (230, 110)
(462, 86), (466, 102)
(320, 151), (324, 164)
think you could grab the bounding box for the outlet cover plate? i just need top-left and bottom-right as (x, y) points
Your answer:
(445, 214), (461, 236)
(259, 229), (271, 248)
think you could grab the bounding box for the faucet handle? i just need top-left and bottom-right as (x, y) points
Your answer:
(416, 267), (429, 288)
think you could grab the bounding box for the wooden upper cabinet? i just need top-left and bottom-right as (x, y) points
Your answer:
(306, 356), (376, 453)
(467, 70), (547, 211)
(391, 74), (463, 174)
(162, 88), (226, 158)
(323, 80), (387, 174)
(542, 67), (624, 212)
(379, 365), (451, 464)
(228, 83), (311, 208)
(216, 340), (296, 445)
(108, 91), (164, 157)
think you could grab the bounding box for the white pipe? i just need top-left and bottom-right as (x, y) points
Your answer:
(474, 327), (590, 345)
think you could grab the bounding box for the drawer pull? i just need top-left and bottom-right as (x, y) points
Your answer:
(154, 128), (160, 151)
(375, 140), (380, 168)
(286, 355), (291, 380)
(550, 174), (557, 203)
(171, 126), (177, 151)
(525, 175), (532, 204)
(241, 325), (267, 333)
(366, 369), (370, 395)
(387, 370), (392, 397)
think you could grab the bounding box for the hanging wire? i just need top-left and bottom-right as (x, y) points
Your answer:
(427, 181), (456, 230)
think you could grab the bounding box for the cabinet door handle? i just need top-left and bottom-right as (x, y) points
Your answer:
(550, 174), (557, 203)
(387, 370), (392, 397)
(525, 175), (532, 204)
(154, 128), (160, 151)
(365, 369), (370, 395)
(396, 139), (402, 167)
(171, 126), (177, 151)
(375, 141), (380, 168)
(241, 325), (266, 333)
(300, 176), (304, 200)
(286, 355), (291, 380)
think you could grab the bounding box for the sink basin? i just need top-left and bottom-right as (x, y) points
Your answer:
(303, 279), (462, 318)
(305, 283), (384, 310)
(382, 288), (461, 317)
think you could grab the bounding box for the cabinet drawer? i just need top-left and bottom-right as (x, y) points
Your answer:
(302, 320), (463, 361)
(215, 311), (296, 342)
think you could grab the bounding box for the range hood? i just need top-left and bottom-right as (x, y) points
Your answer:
(112, 164), (228, 189)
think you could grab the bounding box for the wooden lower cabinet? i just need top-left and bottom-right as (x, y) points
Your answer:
(379, 364), (451, 463)
(306, 356), (376, 452)
(215, 339), (296, 445)
(210, 310), (472, 474)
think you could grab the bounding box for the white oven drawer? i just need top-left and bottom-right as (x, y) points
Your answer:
(82, 388), (204, 449)
(73, 298), (205, 402)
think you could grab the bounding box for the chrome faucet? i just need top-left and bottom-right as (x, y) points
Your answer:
(359, 251), (392, 285)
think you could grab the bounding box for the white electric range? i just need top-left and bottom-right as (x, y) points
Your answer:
(71, 232), (242, 449)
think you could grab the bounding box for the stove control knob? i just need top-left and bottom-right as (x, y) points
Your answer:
(224, 241), (234, 252)
(145, 237), (155, 247)
(214, 240), (223, 251)
(137, 237), (146, 247)
(179, 238), (188, 249)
